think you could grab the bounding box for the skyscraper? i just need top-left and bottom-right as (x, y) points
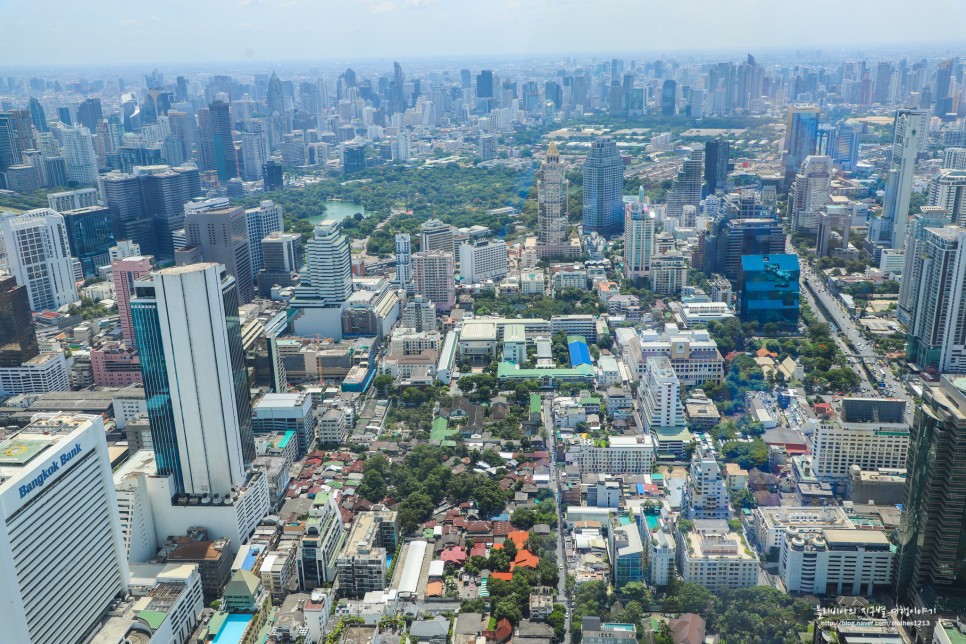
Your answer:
(395, 233), (412, 290)
(703, 138), (730, 196)
(131, 263), (254, 496)
(661, 79), (678, 116)
(782, 105), (821, 188)
(256, 231), (300, 296)
(59, 125), (99, 186)
(244, 199), (283, 274)
(182, 204), (255, 304)
(623, 200), (656, 283)
(413, 250), (455, 313)
(27, 97), (47, 133)
(61, 205), (116, 277)
(878, 109), (926, 249)
(112, 255), (155, 349)
(0, 209), (78, 310)
(297, 220), (354, 304)
(582, 136), (625, 235)
(787, 155), (832, 233)
(667, 148), (704, 219)
(902, 223), (966, 372)
(204, 99), (238, 181)
(0, 275), (39, 367)
(898, 376), (966, 635)
(419, 218), (456, 254)
(927, 169), (966, 226)
(267, 72), (284, 116)
(0, 414), (129, 643)
(536, 142), (575, 259)
(76, 97), (103, 133)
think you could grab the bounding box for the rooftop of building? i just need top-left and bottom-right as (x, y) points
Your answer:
(459, 321), (498, 341)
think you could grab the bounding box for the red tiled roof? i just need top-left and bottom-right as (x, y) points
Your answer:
(440, 546), (467, 565)
(510, 549), (539, 570)
(491, 521), (512, 536)
(507, 530), (529, 549)
(490, 572), (513, 581)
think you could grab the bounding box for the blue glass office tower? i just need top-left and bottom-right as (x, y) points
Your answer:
(738, 254), (800, 329)
(132, 263), (254, 496)
(583, 136), (625, 236)
(62, 205), (115, 277)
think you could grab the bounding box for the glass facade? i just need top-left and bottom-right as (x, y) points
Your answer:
(63, 206), (115, 277)
(738, 254), (800, 329)
(898, 378), (966, 617)
(0, 275), (39, 367)
(130, 288), (185, 494)
(222, 280), (255, 468)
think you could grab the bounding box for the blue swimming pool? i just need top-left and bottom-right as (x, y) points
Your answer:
(213, 614), (252, 644)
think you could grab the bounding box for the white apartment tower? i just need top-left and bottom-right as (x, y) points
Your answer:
(927, 169), (966, 226)
(419, 218), (456, 254)
(788, 155), (832, 232)
(880, 109), (926, 249)
(687, 449), (730, 519)
(395, 233), (412, 291)
(413, 250), (455, 313)
(536, 142), (574, 258)
(459, 239), (509, 283)
(0, 414), (129, 644)
(59, 125), (99, 186)
(0, 209), (79, 310)
(297, 219), (354, 304)
(640, 356), (687, 432)
(623, 200), (656, 281)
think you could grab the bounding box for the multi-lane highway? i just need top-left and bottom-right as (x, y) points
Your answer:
(793, 247), (914, 424)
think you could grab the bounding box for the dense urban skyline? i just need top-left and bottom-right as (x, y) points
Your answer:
(3, 0), (966, 66)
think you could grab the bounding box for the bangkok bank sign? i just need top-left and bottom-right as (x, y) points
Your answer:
(17, 443), (83, 499)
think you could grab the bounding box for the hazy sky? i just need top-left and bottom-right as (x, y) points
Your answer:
(3, 0), (966, 67)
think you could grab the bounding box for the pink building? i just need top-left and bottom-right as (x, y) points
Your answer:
(112, 255), (154, 348)
(90, 341), (142, 387)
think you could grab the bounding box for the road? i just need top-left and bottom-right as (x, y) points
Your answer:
(545, 396), (571, 644)
(790, 240), (914, 424)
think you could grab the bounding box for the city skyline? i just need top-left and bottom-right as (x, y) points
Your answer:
(3, 0), (966, 67)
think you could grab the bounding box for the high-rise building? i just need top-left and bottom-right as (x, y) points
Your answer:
(811, 397), (908, 484)
(536, 142), (575, 259)
(651, 250), (688, 296)
(0, 413), (129, 644)
(256, 231), (300, 296)
(582, 136), (625, 235)
(297, 220), (353, 304)
(667, 148), (704, 219)
(182, 204), (255, 304)
(47, 187), (98, 212)
(927, 169), (966, 226)
(112, 255), (155, 349)
(131, 263), (254, 496)
(703, 138), (730, 196)
(661, 79), (678, 116)
(76, 97), (103, 133)
(59, 125), (99, 186)
(244, 200), (283, 274)
(902, 223), (966, 372)
(28, 97), (47, 133)
(61, 205), (115, 277)
(704, 217), (786, 281)
(459, 239), (508, 284)
(898, 376), (966, 634)
(413, 250), (455, 313)
(343, 142), (366, 175)
(623, 200), (656, 282)
(0, 209), (78, 310)
(401, 294), (436, 332)
(788, 155), (832, 232)
(738, 254), (800, 329)
(263, 158), (283, 191)
(290, 220), (354, 339)
(876, 109), (926, 249)
(395, 233), (412, 291)
(419, 218), (456, 254)
(783, 105), (821, 188)
(0, 110), (32, 172)
(203, 100), (237, 181)
(0, 275), (39, 367)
